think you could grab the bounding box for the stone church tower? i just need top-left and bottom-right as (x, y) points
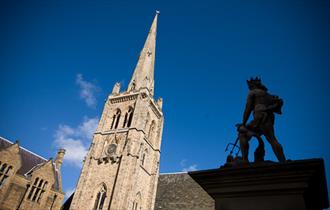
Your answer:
(69, 12), (164, 210)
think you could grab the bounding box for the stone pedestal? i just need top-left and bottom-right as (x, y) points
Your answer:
(189, 159), (329, 210)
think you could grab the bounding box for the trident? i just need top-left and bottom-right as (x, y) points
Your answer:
(225, 135), (240, 158)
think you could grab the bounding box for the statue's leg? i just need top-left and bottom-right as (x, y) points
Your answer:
(254, 135), (265, 162)
(263, 126), (286, 162)
(239, 134), (250, 163)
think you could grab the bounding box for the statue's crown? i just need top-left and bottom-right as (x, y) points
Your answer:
(246, 76), (268, 91)
(247, 77), (261, 85)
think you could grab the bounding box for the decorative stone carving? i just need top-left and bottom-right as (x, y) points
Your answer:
(156, 97), (163, 110)
(109, 94), (138, 104)
(112, 82), (121, 95)
(130, 80), (136, 91)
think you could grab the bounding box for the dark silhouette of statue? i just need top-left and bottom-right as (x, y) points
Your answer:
(238, 77), (286, 163)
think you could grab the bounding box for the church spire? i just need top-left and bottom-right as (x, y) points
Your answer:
(127, 11), (159, 96)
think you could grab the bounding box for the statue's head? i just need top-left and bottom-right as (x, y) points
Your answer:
(246, 77), (268, 91)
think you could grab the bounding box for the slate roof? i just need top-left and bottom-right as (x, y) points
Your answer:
(0, 136), (48, 175)
(155, 172), (214, 210)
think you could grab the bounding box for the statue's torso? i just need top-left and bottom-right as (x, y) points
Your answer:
(249, 89), (274, 112)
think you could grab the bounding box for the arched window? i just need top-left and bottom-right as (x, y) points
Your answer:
(93, 185), (107, 210)
(123, 107), (134, 128)
(111, 109), (121, 129)
(27, 178), (48, 203)
(0, 163), (12, 188)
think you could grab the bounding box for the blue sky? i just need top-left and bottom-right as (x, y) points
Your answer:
(1, 0), (330, 202)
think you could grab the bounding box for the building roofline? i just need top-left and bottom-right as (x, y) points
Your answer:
(159, 171), (188, 175)
(0, 136), (47, 161)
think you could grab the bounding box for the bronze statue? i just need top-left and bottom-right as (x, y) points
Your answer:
(238, 77), (286, 163)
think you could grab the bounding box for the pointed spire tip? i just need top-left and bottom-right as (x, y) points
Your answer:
(127, 11), (158, 95)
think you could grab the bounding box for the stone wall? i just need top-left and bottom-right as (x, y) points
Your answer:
(155, 173), (214, 210)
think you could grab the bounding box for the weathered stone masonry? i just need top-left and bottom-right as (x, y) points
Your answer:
(0, 137), (65, 210)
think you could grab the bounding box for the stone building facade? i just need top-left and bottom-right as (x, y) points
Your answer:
(68, 11), (164, 210)
(0, 136), (65, 210)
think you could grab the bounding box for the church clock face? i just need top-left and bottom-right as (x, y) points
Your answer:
(106, 144), (117, 156)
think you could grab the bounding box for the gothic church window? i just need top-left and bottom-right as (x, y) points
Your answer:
(93, 185), (106, 210)
(0, 162), (13, 188)
(123, 107), (134, 128)
(127, 107), (134, 127)
(111, 109), (121, 129)
(27, 178), (48, 203)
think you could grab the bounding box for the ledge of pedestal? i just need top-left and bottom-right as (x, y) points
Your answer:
(189, 158), (329, 210)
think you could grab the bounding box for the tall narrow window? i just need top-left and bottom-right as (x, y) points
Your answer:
(27, 178), (39, 200)
(111, 109), (121, 130)
(32, 179), (43, 201)
(141, 149), (148, 167)
(123, 107), (134, 128)
(132, 201), (138, 210)
(93, 192), (100, 209)
(93, 185), (107, 210)
(0, 163), (7, 173)
(148, 121), (156, 140)
(132, 193), (141, 210)
(127, 107), (133, 127)
(141, 154), (146, 166)
(114, 110), (121, 129)
(123, 113), (128, 128)
(27, 178), (48, 203)
(0, 163), (12, 188)
(37, 181), (47, 203)
(110, 115), (116, 129)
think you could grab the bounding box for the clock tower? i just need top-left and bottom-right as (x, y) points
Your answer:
(69, 11), (164, 210)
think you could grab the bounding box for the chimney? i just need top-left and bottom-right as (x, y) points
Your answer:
(54, 149), (65, 170)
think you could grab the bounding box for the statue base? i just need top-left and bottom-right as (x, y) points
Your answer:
(189, 159), (329, 210)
